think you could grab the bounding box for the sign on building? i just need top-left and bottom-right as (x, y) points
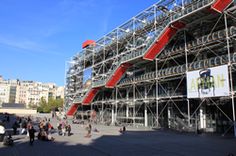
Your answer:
(187, 65), (229, 98)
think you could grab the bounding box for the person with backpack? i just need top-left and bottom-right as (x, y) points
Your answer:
(3, 133), (13, 146)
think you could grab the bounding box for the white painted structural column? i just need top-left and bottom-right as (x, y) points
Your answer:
(144, 102), (148, 127)
(126, 89), (129, 118)
(126, 105), (129, 118)
(224, 13), (236, 137)
(155, 58), (159, 127)
(168, 107), (171, 128)
(144, 85), (148, 127)
(111, 104), (115, 125)
(199, 107), (206, 129)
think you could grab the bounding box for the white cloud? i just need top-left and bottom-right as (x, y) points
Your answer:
(0, 35), (63, 56)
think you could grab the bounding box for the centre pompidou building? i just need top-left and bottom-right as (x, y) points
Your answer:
(65, 0), (236, 134)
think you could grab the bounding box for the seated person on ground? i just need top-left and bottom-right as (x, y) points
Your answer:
(3, 134), (13, 146)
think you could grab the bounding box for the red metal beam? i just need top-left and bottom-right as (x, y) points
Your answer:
(211, 0), (233, 13)
(106, 63), (132, 88)
(143, 21), (185, 61)
(143, 27), (177, 60)
(82, 88), (100, 105)
(66, 103), (79, 116)
(171, 21), (186, 30)
(82, 40), (95, 49)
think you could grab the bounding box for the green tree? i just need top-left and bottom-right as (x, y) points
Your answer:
(37, 97), (49, 113)
(28, 103), (37, 109)
(37, 97), (64, 113)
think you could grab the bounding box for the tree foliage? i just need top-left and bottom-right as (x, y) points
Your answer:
(37, 97), (64, 113)
(28, 103), (37, 109)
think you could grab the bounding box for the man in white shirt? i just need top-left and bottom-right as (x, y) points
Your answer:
(0, 123), (5, 134)
(0, 121), (6, 142)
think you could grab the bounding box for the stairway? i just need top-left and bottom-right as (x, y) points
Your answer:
(106, 63), (132, 88)
(143, 21), (185, 60)
(82, 87), (100, 105)
(66, 103), (79, 116)
(211, 0), (233, 13)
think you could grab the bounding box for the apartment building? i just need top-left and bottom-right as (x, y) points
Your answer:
(0, 76), (64, 108)
(0, 80), (10, 106)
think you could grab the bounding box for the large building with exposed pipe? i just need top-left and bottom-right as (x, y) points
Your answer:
(65, 0), (236, 135)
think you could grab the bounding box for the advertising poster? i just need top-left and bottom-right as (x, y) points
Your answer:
(187, 65), (229, 98)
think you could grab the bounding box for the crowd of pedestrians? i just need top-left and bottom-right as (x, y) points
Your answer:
(0, 114), (58, 146)
(0, 110), (108, 147)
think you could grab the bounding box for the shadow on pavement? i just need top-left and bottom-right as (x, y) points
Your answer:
(0, 129), (236, 156)
(0, 113), (236, 156)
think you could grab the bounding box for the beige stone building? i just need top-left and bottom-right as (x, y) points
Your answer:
(56, 86), (65, 99)
(0, 77), (21, 105)
(0, 76), (64, 108)
(0, 81), (10, 106)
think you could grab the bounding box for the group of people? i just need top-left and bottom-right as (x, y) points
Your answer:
(0, 112), (112, 147)
(57, 120), (71, 136)
(0, 114), (24, 145)
(10, 115), (53, 145)
(37, 118), (55, 142)
(2, 115), (56, 146)
(119, 126), (126, 134)
(0, 114), (19, 146)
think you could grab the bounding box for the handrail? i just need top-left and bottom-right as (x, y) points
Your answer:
(70, 0), (215, 77)
(160, 26), (236, 59)
(119, 52), (236, 86)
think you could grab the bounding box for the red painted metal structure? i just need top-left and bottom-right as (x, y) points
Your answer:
(106, 63), (132, 88)
(66, 103), (79, 116)
(143, 21), (186, 61)
(82, 88), (100, 105)
(211, 0), (233, 13)
(82, 40), (95, 49)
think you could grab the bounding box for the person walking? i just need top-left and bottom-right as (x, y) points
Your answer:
(12, 121), (18, 135)
(85, 124), (92, 138)
(28, 125), (36, 145)
(66, 124), (71, 136)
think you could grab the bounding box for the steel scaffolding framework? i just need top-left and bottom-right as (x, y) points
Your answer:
(65, 0), (236, 135)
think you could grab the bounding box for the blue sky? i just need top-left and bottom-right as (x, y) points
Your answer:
(0, 0), (158, 86)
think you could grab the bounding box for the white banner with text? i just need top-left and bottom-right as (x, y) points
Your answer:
(187, 65), (229, 98)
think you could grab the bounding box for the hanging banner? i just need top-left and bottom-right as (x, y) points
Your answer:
(187, 65), (229, 98)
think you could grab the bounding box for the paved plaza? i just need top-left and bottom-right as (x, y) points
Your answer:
(0, 114), (236, 156)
